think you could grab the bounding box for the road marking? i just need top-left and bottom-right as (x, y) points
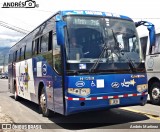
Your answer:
(120, 107), (160, 121)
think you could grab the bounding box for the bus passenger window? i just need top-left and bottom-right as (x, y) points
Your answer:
(9, 54), (13, 63)
(155, 34), (160, 53)
(35, 38), (40, 54)
(48, 31), (52, 51)
(40, 33), (49, 53)
(25, 44), (32, 59)
(13, 51), (17, 62)
(20, 46), (25, 60)
(17, 50), (20, 62)
(24, 45), (26, 59)
(19, 48), (22, 60)
(32, 41), (36, 55)
(140, 36), (148, 59)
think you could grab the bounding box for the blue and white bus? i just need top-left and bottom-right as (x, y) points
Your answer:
(8, 10), (150, 117)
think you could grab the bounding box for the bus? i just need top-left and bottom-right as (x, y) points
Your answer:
(140, 28), (160, 105)
(8, 10), (150, 117)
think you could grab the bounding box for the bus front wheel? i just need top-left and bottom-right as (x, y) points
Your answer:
(39, 88), (50, 117)
(150, 82), (160, 105)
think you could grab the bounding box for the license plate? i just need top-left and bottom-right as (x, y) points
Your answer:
(109, 99), (120, 105)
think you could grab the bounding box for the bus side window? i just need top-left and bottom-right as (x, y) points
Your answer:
(40, 33), (49, 53)
(155, 33), (160, 53)
(53, 33), (61, 74)
(140, 36), (148, 59)
(24, 45), (26, 60)
(20, 46), (25, 60)
(35, 38), (40, 54)
(9, 54), (13, 63)
(19, 48), (22, 61)
(13, 53), (15, 62)
(48, 31), (52, 51)
(25, 41), (32, 59)
(17, 50), (20, 62)
(32, 41), (36, 56)
(14, 51), (18, 62)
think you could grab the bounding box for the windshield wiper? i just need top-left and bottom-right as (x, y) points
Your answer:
(121, 52), (137, 73)
(111, 29), (136, 73)
(89, 44), (108, 73)
(111, 29), (120, 50)
(67, 70), (90, 75)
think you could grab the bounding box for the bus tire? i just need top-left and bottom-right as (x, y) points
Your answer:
(149, 82), (160, 105)
(39, 88), (50, 117)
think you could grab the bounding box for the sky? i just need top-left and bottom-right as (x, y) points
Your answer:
(0, 0), (160, 47)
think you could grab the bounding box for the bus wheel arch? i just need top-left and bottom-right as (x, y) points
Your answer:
(148, 77), (160, 105)
(38, 82), (50, 117)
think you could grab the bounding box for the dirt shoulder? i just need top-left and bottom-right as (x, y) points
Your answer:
(0, 113), (13, 123)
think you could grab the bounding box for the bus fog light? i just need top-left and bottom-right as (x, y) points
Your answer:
(81, 88), (90, 96)
(137, 84), (148, 92)
(74, 89), (81, 94)
(68, 88), (90, 96)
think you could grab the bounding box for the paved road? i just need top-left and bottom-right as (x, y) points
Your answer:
(0, 79), (160, 132)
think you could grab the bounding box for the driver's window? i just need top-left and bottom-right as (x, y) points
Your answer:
(53, 33), (62, 74)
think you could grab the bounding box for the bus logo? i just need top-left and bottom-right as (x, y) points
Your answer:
(75, 81), (85, 87)
(42, 64), (47, 76)
(111, 82), (120, 88)
(121, 79), (136, 87)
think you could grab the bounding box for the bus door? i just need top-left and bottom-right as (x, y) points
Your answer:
(8, 53), (16, 94)
(8, 62), (13, 93)
(52, 33), (64, 115)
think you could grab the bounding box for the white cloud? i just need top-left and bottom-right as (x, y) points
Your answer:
(0, 34), (22, 40)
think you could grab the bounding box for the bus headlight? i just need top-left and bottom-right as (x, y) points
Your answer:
(137, 84), (148, 92)
(68, 88), (90, 96)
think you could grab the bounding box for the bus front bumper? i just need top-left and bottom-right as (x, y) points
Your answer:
(65, 92), (148, 115)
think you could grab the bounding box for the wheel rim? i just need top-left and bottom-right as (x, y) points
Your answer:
(152, 87), (160, 100)
(40, 93), (46, 113)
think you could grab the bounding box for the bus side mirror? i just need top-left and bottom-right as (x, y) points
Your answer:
(56, 21), (67, 45)
(135, 21), (156, 47)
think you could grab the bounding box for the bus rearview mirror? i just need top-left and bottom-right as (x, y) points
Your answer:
(56, 21), (67, 45)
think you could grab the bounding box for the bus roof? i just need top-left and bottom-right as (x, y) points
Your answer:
(60, 10), (133, 21)
(10, 10), (133, 50)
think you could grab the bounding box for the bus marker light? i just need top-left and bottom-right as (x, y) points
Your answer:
(137, 84), (148, 92)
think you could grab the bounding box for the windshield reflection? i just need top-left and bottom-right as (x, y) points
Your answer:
(64, 16), (144, 73)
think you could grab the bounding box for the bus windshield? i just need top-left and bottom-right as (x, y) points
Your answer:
(64, 16), (143, 73)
